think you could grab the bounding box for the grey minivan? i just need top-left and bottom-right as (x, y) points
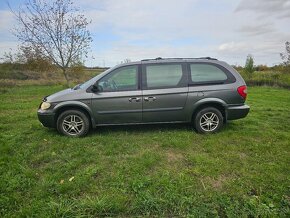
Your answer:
(38, 57), (249, 137)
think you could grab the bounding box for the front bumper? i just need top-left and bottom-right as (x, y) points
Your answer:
(37, 109), (56, 128)
(227, 104), (250, 120)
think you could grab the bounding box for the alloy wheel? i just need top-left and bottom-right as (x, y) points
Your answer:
(62, 115), (84, 136)
(199, 112), (219, 132)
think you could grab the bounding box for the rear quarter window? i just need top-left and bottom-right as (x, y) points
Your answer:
(190, 64), (227, 82)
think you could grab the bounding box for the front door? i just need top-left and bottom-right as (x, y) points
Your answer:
(91, 65), (142, 124)
(142, 63), (189, 122)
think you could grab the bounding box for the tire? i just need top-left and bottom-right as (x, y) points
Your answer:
(194, 107), (223, 134)
(57, 110), (90, 137)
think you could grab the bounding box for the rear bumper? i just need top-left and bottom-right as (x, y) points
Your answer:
(37, 109), (56, 128)
(227, 104), (250, 120)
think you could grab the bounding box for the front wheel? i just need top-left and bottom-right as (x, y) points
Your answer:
(57, 110), (90, 137)
(194, 107), (223, 134)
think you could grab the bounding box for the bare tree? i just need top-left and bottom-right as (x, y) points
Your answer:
(280, 41), (290, 72)
(11, 0), (92, 86)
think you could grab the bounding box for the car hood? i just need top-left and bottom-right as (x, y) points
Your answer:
(46, 88), (84, 102)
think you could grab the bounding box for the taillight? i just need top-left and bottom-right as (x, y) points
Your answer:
(237, 85), (247, 100)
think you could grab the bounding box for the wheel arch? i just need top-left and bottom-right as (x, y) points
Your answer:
(191, 98), (227, 122)
(53, 101), (96, 128)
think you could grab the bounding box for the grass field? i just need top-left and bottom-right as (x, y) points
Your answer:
(0, 85), (290, 217)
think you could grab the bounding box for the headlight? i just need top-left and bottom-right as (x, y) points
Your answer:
(41, 102), (51, 110)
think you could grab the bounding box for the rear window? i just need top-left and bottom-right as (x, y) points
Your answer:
(145, 64), (184, 89)
(190, 64), (228, 82)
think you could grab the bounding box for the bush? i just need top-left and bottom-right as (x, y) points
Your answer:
(255, 65), (269, 71)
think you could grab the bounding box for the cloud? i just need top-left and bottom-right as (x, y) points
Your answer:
(218, 42), (247, 52)
(238, 23), (276, 36)
(82, 0), (202, 41)
(218, 40), (282, 54)
(80, 0), (289, 66)
(236, 0), (290, 19)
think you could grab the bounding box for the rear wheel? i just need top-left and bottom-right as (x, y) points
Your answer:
(57, 110), (90, 137)
(194, 107), (223, 134)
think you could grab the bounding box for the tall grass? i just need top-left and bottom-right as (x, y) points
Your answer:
(238, 70), (290, 89)
(0, 63), (105, 88)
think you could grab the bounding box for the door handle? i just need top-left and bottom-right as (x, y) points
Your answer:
(129, 97), (141, 102)
(144, 96), (156, 102)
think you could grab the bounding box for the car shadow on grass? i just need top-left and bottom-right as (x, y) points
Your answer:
(43, 121), (239, 137)
(91, 121), (240, 135)
(92, 123), (194, 135)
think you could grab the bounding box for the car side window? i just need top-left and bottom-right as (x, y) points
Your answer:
(144, 64), (185, 89)
(98, 65), (138, 92)
(190, 64), (228, 82)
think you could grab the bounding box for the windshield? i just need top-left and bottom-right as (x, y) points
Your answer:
(79, 68), (111, 89)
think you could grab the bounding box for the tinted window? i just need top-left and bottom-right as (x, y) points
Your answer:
(190, 64), (227, 82)
(98, 65), (138, 92)
(145, 64), (183, 88)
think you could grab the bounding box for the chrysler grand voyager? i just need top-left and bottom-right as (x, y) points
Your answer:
(38, 57), (250, 137)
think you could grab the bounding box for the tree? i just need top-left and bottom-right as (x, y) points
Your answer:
(244, 54), (254, 79)
(280, 41), (290, 73)
(11, 0), (92, 86)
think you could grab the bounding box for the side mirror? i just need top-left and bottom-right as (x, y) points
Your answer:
(92, 84), (98, 92)
(91, 83), (102, 92)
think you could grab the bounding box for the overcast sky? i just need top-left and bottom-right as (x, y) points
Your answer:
(0, 0), (289, 67)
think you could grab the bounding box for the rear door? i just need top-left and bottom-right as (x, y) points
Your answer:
(141, 62), (189, 122)
(91, 65), (142, 124)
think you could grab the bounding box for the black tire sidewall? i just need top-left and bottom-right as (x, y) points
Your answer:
(194, 107), (223, 134)
(57, 110), (90, 137)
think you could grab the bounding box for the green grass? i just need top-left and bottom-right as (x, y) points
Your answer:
(0, 86), (289, 217)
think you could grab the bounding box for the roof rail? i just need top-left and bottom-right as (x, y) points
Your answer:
(196, 57), (218, 60)
(141, 57), (162, 61)
(141, 57), (218, 61)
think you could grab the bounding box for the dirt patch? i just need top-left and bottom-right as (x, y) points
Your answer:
(204, 174), (234, 190)
(165, 150), (184, 162)
(112, 144), (160, 159)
